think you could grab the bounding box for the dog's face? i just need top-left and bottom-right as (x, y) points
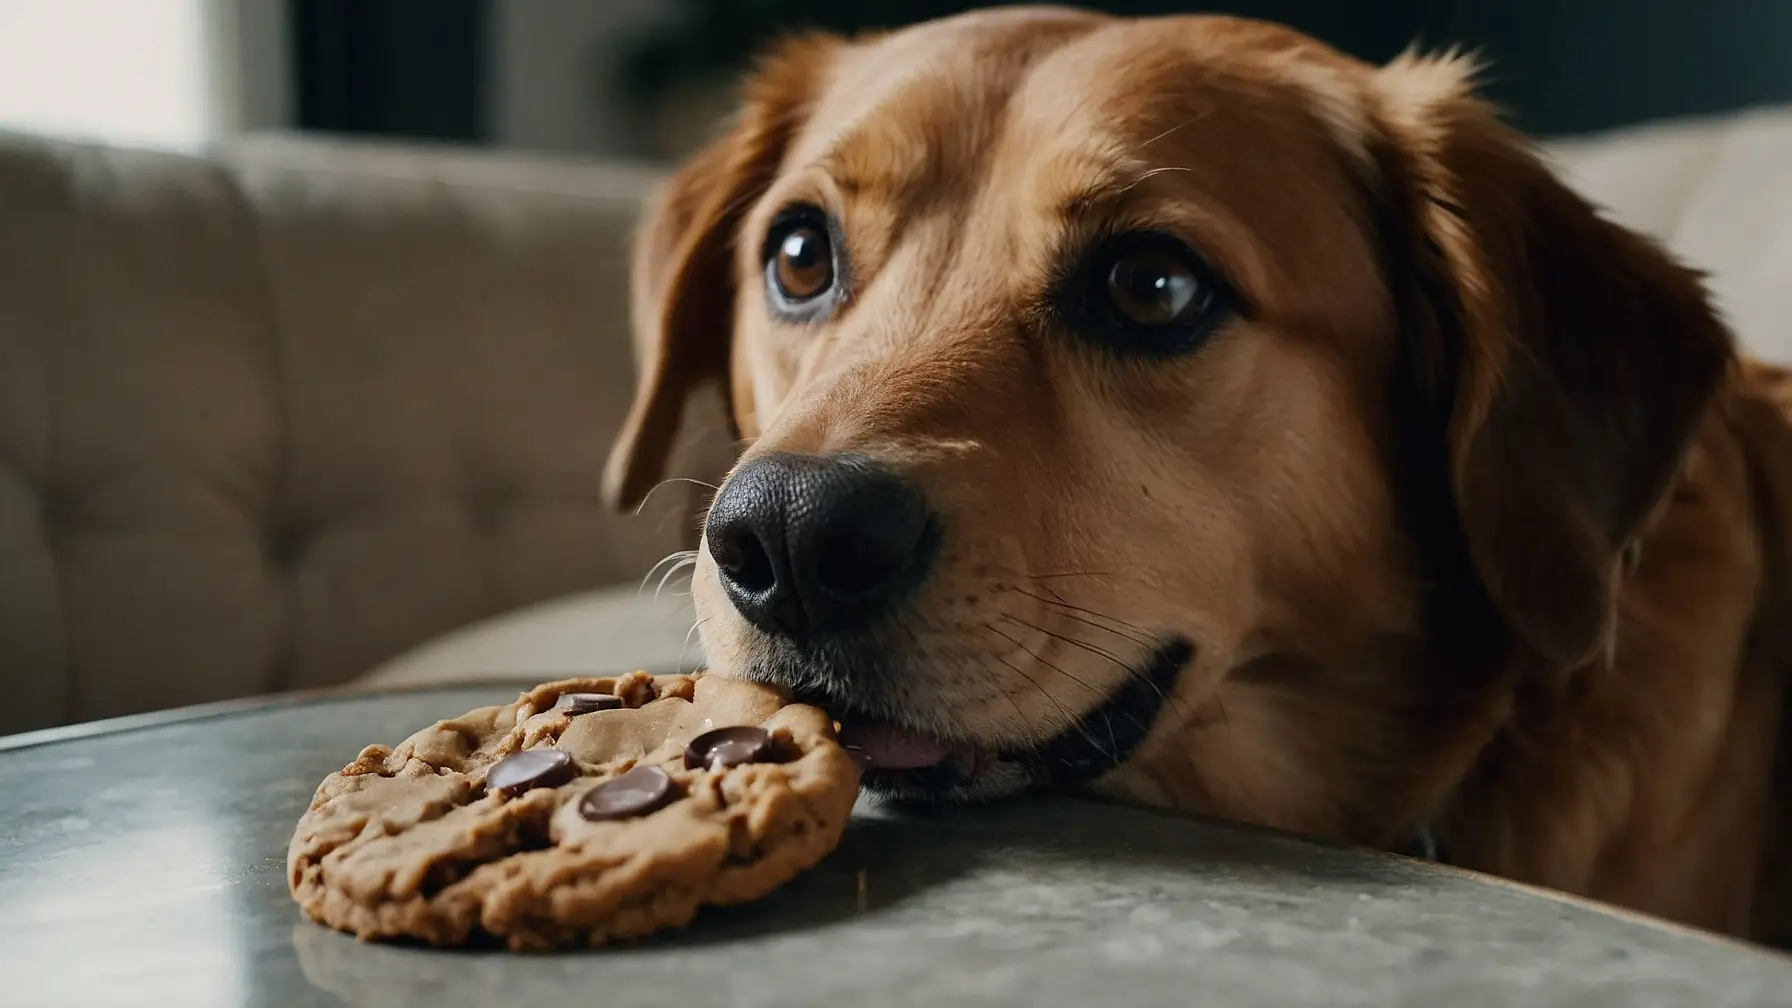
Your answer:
(607, 9), (1730, 845)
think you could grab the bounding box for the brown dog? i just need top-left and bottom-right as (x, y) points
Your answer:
(604, 6), (1792, 943)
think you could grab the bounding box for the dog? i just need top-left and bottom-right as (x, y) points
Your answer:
(602, 6), (1792, 944)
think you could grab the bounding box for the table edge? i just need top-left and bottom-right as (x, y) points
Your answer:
(0, 675), (648, 752)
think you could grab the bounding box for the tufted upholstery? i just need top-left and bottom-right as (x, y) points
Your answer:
(0, 133), (730, 735)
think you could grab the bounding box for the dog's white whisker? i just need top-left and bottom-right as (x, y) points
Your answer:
(638, 550), (699, 597)
(679, 618), (708, 672)
(654, 556), (700, 602)
(632, 477), (723, 517)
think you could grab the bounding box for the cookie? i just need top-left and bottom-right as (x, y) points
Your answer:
(287, 672), (861, 950)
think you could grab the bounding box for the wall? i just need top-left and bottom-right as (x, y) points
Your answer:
(1428, 0), (1792, 137)
(490, 0), (676, 158)
(213, 0), (292, 134)
(0, 0), (298, 150)
(220, 0), (1792, 155)
(483, 0), (1792, 157)
(0, 0), (215, 149)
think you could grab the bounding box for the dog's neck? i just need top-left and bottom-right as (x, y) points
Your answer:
(1398, 546), (1642, 869)
(1439, 397), (1792, 939)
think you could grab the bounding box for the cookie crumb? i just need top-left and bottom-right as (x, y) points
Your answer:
(613, 671), (657, 708)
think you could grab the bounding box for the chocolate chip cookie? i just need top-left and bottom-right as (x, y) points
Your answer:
(287, 672), (861, 950)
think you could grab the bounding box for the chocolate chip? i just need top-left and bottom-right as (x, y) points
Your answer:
(554, 692), (623, 716)
(578, 765), (676, 821)
(684, 725), (780, 771)
(485, 749), (576, 796)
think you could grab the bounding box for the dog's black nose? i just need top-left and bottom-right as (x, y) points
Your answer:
(704, 452), (937, 642)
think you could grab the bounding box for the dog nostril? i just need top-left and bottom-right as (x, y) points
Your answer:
(814, 531), (900, 596)
(715, 530), (777, 594)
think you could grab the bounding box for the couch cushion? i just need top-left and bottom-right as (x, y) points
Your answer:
(0, 133), (729, 734)
(358, 584), (699, 688)
(0, 137), (289, 732)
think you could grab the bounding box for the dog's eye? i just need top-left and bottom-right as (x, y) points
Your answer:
(762, 208), (844, 321)
(1108, 249), (1205, 327)
(773, 225), (833, 300)
(1068, 233), (1234, 356)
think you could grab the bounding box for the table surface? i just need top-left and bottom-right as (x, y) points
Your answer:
(3, 686), (1790, 1008)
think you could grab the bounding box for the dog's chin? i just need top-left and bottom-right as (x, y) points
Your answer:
(754, 637), (1194, 808)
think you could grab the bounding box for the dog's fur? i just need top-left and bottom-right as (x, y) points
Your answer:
(604, 7), (1792, 943)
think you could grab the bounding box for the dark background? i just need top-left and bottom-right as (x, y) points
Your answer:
(292, 0), (1792, 152)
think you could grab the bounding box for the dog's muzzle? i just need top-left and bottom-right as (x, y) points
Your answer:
(705, 450), (1188, 803)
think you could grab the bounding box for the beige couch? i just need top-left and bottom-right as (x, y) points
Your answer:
(0, 132), (730, 735)
(4, 103), (1791, 736)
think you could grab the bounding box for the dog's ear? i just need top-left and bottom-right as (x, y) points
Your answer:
(1372, 54), (1734, 668)
(603, 36), (837, 512)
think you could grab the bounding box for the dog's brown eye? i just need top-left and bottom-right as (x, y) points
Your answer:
(1061, 232), (1233, 357)
(763, 208), (846, 323)
(772, 225), (834, 302)
(1107, 250), (1205, 327)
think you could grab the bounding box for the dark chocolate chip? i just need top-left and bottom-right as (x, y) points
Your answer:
(485, 748), (576, 796)
(684, 725), (779, 771)
(554, 692), (623, 716)
(578, 765), (676, 821)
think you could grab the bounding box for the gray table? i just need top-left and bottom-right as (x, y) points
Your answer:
(2, 685), (1789, 1007)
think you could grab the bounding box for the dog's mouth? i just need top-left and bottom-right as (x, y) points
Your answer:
(804, 637), (1193, 805)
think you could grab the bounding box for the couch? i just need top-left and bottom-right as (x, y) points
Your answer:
(0, 133), (731, 735)
(2, 104), (1789, 736)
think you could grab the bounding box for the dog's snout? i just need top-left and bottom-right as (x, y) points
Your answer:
(704, 452), (937, 642)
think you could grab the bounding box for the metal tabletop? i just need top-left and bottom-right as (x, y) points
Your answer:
(2, 684), (1788, 1007)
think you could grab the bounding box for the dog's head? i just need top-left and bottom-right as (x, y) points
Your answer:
(605, 8), (1732, 844)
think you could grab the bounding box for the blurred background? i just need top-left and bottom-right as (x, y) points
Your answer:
(3, 0), (1791, 161)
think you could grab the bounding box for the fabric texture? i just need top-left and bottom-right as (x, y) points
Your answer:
(0, 132), (730, 734)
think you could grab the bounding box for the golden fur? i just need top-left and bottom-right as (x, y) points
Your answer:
(605, 6), (1792, 943)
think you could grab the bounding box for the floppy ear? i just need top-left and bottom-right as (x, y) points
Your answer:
(1372, 54), (1735, 668)
(602, 36), (837, 512)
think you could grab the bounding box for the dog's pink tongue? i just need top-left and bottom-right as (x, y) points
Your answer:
(837, 721), (953, 770)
